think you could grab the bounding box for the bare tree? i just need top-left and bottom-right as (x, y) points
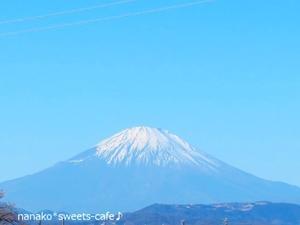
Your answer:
(0, 191), (18, 225)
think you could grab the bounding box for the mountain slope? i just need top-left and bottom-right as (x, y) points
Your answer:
(1, 126), (300, 212)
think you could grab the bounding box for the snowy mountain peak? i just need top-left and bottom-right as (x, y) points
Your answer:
(93, 126), (221, 169)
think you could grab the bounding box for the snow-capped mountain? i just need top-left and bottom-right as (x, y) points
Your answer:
(1, 126), (300, 213)
(70, 126), (221, 170)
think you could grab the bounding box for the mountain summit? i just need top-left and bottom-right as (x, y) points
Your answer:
(72, 126), (220, 170)
(1, 127), (300, 212)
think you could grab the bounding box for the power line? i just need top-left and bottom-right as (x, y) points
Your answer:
(0, 0), (136, 25)
(0, 0), (213, 37)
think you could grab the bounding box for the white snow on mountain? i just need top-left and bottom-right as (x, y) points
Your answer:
(92, 126), (221, 170)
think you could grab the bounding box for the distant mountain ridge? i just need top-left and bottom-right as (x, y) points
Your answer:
(1, 126), (300, 212)
(118, 202), (300, 225)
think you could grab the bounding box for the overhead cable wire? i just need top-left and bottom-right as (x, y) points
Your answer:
(0, 0), (213, 37)
(0, 0), (136, 25)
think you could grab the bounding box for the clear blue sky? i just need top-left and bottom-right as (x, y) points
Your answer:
(0, 0), (299, 186)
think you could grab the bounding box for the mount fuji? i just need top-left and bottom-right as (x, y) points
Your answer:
(1, 126), (300, 212)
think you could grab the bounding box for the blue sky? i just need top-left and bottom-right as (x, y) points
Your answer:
(0, 0), (300, 186)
